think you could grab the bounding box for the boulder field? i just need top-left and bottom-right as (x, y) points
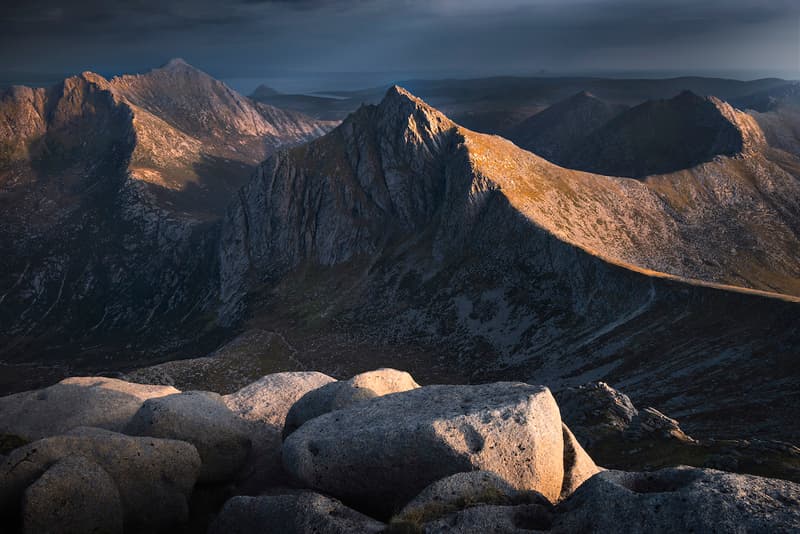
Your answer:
(0, 368), (797, 533)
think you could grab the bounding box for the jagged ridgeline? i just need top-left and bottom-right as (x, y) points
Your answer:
(0, 60), (335, 384)
(1, 74), (799, 446)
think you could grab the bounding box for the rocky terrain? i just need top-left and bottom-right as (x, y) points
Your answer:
(1, 368), (799, 533)
(1, 69), (800, 530)
(0, 60), (334, 384)
(216, 86), (800, 441)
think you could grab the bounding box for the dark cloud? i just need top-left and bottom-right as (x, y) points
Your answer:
(0, 0), (797, 89)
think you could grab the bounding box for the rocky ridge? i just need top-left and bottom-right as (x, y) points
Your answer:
(507, 91), (628, 165)
(0, 369), (798, 533)
(215, 86), (800, 441)
(0, 60), (335, 378)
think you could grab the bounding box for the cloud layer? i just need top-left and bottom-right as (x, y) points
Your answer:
(1, 0), (798, 87)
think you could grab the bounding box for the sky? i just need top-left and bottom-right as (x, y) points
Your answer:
(1, 0), (799, 92)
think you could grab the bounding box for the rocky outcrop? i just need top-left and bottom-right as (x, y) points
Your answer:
(222, 371), (336, 491)
(21, 455), (124, 534)
(0, 377), (179, 441)
(283, 368), (419, 437)
(551, 467), (800, 533)
(560, 424), (603, 499)
(420, 503), (554, 534)
(395, 470), (549, 526)
(209, 493), (386, 534)
(125, 390), (251, 482)
(282, 382), (565, 515)
(0, 427), (201, 532)
(557, 381), (800, 484)
(0, 369), (798, 532)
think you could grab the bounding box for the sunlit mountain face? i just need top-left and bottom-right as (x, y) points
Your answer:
(1, 1), (799, 532)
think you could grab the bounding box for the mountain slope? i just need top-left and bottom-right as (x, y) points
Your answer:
(566, 91), (754, 178)
(0, 61), (334, 371)
(508, 91), (627, 163)
(217, 87), (800, 440)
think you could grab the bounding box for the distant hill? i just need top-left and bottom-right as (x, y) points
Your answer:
(565, 90), (748, 178)
(508, 91), (627, 162)
(250, 84), (282, 99)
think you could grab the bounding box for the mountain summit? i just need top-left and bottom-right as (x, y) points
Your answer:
(215, 86), (800, 441)
(0, 64), (335, 379)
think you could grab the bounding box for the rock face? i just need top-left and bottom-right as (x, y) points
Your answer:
(396, 470), (548, 526)
(0, 377), (179, 441)
(282, 382), (564, 515)
(125, 390), (251, 482)
(0, 427), (201, 531)
(222, 371), (336, 491)
(283, 368), (419, 437)
(22, 455), (124, 534)
(551, 467), (800, 533)
(556, 381), (800, 484)
(1, 369), (799, 532)
(209, 493), (385, 534)
(216, 85), (800, 446)
(421, 504), (554, 534)
(0, 60), (335, 384)
(560, 424), (602, 499)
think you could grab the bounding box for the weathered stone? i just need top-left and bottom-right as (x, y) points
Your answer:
(419, 504), (553, 534)
(222, 372), (336, 491)
(208, 492), (385, 534)
(560, 423), (602, 499)
(22, 455), (124, 534)
(0, 377), (179, 441)
(555, 382), (638, 448)
(283, 368), (419, 437)
(125, 390), (250, 482)
(552, 467), (800, 533)
(0, 427), (200, 532)
(398, 471), (548, 525)
(282, 383), (564, 516)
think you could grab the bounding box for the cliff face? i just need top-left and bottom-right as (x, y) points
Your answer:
(218, 86), (800, 440)
(0, 62), (334, 369)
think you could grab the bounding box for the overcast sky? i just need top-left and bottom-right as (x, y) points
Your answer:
(1, 0), (798, 91)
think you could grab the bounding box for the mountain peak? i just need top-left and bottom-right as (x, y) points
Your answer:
(376, 85), (450, 125)
(162, 57), (192, 70)
(572, 90), (597, 100)
(674, 89), (704, 102)
(251, 84), (281, 99)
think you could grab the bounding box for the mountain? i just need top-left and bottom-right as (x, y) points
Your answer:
(564, 90), (751, 178)
(0, 60), (334, 381)
(217, 87), (800, 441)
(735, 83), (800, 158)
(508, 91), (627, 163)
(260, 76), (791, 133)
(250, 84), (282, 100)
(732, 82), (800, 113)
(3, 83), (799, 442)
